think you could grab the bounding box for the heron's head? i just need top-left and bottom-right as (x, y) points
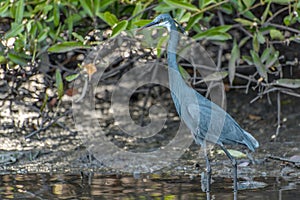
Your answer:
(139, 14), (184, 33)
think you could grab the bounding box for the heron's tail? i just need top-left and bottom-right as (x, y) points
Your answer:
(243, 131), (259, 152)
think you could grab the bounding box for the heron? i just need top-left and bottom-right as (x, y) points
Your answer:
(139, 14), (259, 192)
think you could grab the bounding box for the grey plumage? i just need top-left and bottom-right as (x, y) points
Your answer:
(140, 13), (259, 192)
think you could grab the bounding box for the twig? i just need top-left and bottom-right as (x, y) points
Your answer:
(266, 6), (289, 23)
(25, 109), (72, 139)
(265, 22), (300, 35)
(275, 91), (281, 139)
(267, 155), (300, 165)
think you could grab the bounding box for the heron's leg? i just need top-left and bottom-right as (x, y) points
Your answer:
(203, 141), (211, 192)
(220, 145), (238, 192)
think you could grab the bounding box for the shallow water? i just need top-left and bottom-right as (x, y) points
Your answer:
(0, 173), (299, 200)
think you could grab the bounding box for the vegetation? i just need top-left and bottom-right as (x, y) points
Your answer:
(0, 0), (299, 136)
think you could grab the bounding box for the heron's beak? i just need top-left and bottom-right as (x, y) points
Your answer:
(137, 21), (158, 31)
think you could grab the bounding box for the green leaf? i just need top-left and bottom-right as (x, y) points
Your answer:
(193, 31), (232, 41)
(66, 73), (80, 82)
(111, 20), (128, 38)
(154, 3), (174, 12)
(234, 18), (254, 26)
(186, 12), (203, 31)
(178, 65), (191, 81)
(200, 0), (217, 8)
(48, 41), (90, 53)
(55, 69), (64, 99)
(217, 149), (247, 158)
(101, 11), (118, 27)
(250, 50), (267, 81)
(8, 53), (28, 66)
(261, 1), (271, 23)
(72, 32), (85, 42)
(242, 10), (257, 21)
(261, 48), (272, 63)
(265, 0), (291, 4)
(270, 29), (284, 40)
(265, 51), (279, 69)
(200, 71), (228, 83)
(228, 39), (240, 85)
(163, 0), (199, 11)
(79, 0), (94, 18)
(252, 33), (260, 52)
(133, 19), (152, 27)
(98, 0), (116, 11)
(242, 0), (255, 8)
(274, 79), (300, 89)
(0, 1), (9, 16)
(242, 55), (253, 65)
(0, 56), (6, 64)
(4, 23), (24, 39)
(53, 3), (60, 27)
(15, 0), (24, 24)
(257, 31), (265, 44)
(37, 28), (49, 43)
(193, 25), (232, 40)
(40, 93), (48, 112)
(180, 12), (191, 23)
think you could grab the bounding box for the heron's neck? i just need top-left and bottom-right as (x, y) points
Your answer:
(167, 28), (180, 71)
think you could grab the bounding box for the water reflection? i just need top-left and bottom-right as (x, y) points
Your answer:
(0, 173), (299, 199)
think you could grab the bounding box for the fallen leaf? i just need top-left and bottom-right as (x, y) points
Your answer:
(248, 114), (262, 120)
(83, 63), (97, 80)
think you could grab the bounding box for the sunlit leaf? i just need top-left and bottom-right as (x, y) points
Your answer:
(102, 11), (118, 26)
(72, 32), (84, 42)
(48, 41), (90, 53)
(111, 20), (128, 38)
(270, 29), (284, 40)
(0, 1), (9, 15)
(133, 19), (152, 27)
(180, 12), (191, 23)
(234, 18), (253, 26)
(186, 12), (203, 31)
(242, 0), (255, 8)
(193, 32), (232, 41)
(217, 149), (247, 158)
(65, 73), (80, 82)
